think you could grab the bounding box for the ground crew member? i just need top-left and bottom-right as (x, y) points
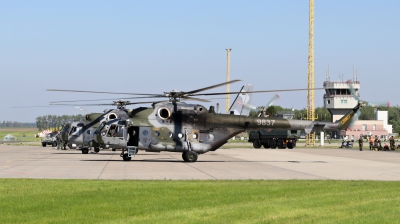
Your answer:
(374, 135), (380, 151)
(358, 134), (363, 151)
(389, 136), (395, 150)
(369, 136), (374, 150)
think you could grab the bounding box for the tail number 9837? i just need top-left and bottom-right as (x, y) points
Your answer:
(256, 119), (275, 126)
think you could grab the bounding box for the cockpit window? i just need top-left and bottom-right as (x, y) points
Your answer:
(94, 122), (106, 135)
(114, 125), (124, 137)
(107, 125), (117, 137)
(69, 126), (77, 135)
(61, 125), (69, 132)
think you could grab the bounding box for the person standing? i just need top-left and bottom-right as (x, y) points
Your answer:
(358, 134), (364, 151)
(389, 136), (395, 150)
(369, 136), (374, 150)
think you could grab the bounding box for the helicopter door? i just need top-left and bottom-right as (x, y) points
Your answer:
(127, 126), (139, 147)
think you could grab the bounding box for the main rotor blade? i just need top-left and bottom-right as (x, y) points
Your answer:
(181, 97), (210, 102)
(50, 96), (165, 104)
(50, 100), (161, 106)
(11, 105), (71, 108)
(185, 79), (242, 95)
(191, 87), (325, 96)
(47, 89), (160, 96)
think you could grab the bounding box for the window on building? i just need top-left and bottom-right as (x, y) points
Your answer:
(362, 124), (367, 131)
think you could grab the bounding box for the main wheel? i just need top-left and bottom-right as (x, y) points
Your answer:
(269, 140), (277, 149)
(183, 151), (198, 162)
(253, 139), (261, 148)
(123, 154), (132, 161)
(81, 148), (89, 154)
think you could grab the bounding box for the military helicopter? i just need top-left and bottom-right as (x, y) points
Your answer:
(48, 80), (359, 162)
(51, 84), (254, 153)
(51, 100), (155, 153)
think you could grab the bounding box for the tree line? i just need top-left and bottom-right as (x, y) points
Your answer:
(36, 114), (84, 131)
(0, 121), (36, 127)
(250, 105), (400, 133)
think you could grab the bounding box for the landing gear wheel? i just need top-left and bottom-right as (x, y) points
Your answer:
(253, 139), (261, 148)
(94, 147), (100, 153)
(42, 143), (46, 147)
(81, 148), (89, 154)
(123, 154), (132, 161)
(269, 140), (277, 149)
(183, 151), (198, 162)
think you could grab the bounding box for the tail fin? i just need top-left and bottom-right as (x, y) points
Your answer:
(229, 84), (254, 115)
(336, 103), (362, 130)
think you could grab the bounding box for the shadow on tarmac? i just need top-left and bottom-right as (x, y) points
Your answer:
(79, 159), (327, 163)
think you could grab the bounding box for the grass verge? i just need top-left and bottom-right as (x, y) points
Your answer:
(0, 179), (399, 223)
(0, 128), (41, 146)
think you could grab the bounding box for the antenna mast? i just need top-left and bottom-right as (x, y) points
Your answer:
(226, 48), (231, 113)
(306, 0), (315, 146)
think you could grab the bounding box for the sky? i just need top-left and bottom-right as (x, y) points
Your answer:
(1, 0), (399, 122)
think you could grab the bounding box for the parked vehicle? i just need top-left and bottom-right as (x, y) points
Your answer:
(41, 133), (58, 147)
(248, 130), (299, 149)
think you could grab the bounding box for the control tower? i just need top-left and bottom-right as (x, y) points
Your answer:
(323, 79), (360, 122)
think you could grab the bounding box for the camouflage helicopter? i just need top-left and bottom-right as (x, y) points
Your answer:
(51, 84), (254, 153)
(51, 100), (154, 153)
(48, 80), (359, 162)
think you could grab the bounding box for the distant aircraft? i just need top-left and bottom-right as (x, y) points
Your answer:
(228, 84), (255, 115)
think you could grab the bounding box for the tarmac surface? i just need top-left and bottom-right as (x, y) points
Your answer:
(1, 145), (400, 180)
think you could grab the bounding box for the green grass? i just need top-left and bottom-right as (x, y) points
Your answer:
(0, 179), (400, 223)
(0, 128), (41, 146)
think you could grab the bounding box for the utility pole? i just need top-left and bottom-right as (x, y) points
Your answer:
(306, 0), (315, 146)
(226, 48), (231, 113)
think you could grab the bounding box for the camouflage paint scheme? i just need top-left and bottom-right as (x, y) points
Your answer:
(91, 101), (360, 162)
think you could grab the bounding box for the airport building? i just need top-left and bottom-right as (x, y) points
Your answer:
(323, 78), (392, 140)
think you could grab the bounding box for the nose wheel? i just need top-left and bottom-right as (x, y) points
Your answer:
(182, 151), (198, 162)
